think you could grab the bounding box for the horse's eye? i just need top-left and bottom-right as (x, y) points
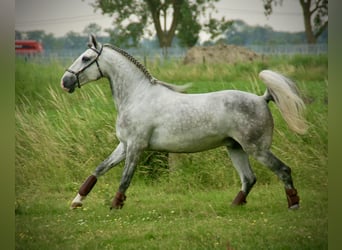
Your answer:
(82, 56), (91, 63)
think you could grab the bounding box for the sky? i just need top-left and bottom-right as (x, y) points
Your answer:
(15, 0), (305, 39)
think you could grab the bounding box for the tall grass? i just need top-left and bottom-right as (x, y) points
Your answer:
(15, 55), (327, 249)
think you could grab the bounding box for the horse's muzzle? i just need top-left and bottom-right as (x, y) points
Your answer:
(61, 76), (76, 93)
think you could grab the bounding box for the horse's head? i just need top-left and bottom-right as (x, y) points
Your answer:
(61, 34), (104, 93)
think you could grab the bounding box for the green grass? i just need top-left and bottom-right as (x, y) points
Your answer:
(15, 185), (327, 250)
(15, 54), (327, 249)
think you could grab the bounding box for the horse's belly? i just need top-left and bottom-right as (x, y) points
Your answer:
(148, 131), (229, 153)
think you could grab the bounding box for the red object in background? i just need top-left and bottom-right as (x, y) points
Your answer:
(15, 40), (44, 55)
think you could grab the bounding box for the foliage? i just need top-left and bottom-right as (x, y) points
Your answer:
(15, 55), (327, 249)
(204, 17), (233, 41)
(223, 20), (308, 45)
(15, 20), (327, 52)
(91, 0), (230, 49)
(83, 23), (102, 37)
(176, 1), (202, 48)
(263, 0), (328, 44)
(64, 31), (86, 50)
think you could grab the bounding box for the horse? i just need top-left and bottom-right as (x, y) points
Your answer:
(61, 34), (307, 210)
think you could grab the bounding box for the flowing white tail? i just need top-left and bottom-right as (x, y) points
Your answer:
(260, 70), (308, 134)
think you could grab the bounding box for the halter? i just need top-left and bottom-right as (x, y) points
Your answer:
(66, 45), (104, 88)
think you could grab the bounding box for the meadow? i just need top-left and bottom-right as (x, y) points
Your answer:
(15, 54), (328, 249)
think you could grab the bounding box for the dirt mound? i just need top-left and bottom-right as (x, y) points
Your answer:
(183, 44), (261, 64)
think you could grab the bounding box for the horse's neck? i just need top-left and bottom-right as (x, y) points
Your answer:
(103, 50), (151, 110)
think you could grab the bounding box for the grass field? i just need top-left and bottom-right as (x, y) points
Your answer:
(15, 54), (327, 249)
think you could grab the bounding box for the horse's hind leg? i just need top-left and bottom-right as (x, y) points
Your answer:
(70, 142), (126, 209)
(227, 145), (256, 206)
(252, 150), (300, 209)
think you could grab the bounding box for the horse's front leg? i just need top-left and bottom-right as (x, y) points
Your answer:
(111, 145), (142, 209)
(70, 142), (126, 209)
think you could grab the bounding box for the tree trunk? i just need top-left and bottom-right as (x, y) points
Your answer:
(299, 0), (317, 44)
(147, 0), (182, 50)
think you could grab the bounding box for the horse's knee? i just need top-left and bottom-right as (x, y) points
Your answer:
(281, 165), (291, 175)
(275, 165), (294, 188)
(94, 162), (114, 176)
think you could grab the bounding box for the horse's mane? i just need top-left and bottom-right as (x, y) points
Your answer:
(103, 44), (158, 84)
(102, 44), (191, 93)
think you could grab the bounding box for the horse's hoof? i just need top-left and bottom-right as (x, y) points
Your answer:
(231, 190), (247, 206)
(111, 192), (126, 210)
(285, 188), (300, 209)
(289, 204), (300, 210)
(70, 202), (83, 209)
(110, 205), (123, 210)
(70, 193), (86, 210)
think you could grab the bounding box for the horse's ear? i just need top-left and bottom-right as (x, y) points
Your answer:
(88, 34), (98, 49)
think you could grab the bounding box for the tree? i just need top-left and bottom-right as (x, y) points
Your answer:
(263, 0), (328, 44)
(176, 1), (201, 48)
(40, 33), (57, 50)
(25, 30), (46, 41)
(223, 20), (309, 46)
(64, 31), (84, 49)
(105, 22), (145, 48)
(204, 17), (233, 41)
(90, 0), (230, 50)
(83, 23), (102, 37)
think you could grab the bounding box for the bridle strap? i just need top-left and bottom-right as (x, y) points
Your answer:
(95, 59), (104, 78)
(66, 45), (104, 89)
(89, 46), (104, 78)
(66, 68), (81, 88)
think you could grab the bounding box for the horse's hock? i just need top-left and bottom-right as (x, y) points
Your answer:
(183, 44), (261, 64)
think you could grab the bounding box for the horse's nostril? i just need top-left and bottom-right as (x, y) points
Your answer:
(61, 79), (71, 92)
(61, 80), (66, 88)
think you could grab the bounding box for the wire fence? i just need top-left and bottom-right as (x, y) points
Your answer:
(246, 43), (327, 55)
(17, 43), (327, 64)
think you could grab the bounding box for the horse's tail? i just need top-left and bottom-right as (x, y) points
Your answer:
(259, 70), (308, 134)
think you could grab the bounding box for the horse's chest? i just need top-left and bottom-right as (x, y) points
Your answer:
(115, 111), (153, 142)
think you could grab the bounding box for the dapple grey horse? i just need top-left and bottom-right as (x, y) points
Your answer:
(61, 35), (307, 210)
